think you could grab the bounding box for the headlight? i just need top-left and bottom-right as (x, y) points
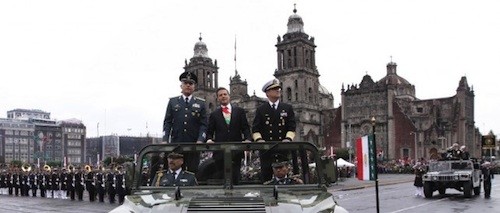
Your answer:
(432, 176), (438, 181)
(454, 176), (459, 180)
(460, 174), (469, 178)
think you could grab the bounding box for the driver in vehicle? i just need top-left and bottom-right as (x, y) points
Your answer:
(264, 154), (303, 185)
(152, 152), (198, 187)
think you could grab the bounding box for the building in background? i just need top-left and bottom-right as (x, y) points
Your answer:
(337, 63), (481, 161)
(0, 118), (35, 164)
(7, 108), (50, 120)
(60, 119), (86, 165)
(0, 109), (86, 166)
(86, 135), (160, 165)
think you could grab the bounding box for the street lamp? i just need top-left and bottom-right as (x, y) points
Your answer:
(371, 117), (380, 213)
(411, 132), (417, 161)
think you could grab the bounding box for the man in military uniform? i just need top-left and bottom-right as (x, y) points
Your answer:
(106, 166), (116, 204)
(161, 71), (208, 175)
(252, 79), (296, 181)
(95, 167), (106, 203)
(85, 167), (96, 202)
(66, 167), (75, 200)
(152, 153), (198, 187)
(59, 168), (68, 199)
(0, 170), (7, 195)
(51, 168), (61, 199)
(20, 168), (29, 196)
(13, 169), (20, 196)
(264, 154), (303, 185)
(38, 169), (48, 198)
(29, 169), (38, 197)
(481, 161), (494, 198)
(75, 167), (85, 201)
(115, 166), (126, 204)
(141, 167), (150, 186)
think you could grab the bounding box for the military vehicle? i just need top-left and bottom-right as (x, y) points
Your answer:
(422, 159), (482, 198)
(110, 142), (349, 213)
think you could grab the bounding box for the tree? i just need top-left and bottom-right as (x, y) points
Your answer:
(335, 148), (351, 160)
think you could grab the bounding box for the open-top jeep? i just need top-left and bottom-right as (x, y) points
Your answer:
(422, 159), (482, 198)
(110, 142), (348, 213)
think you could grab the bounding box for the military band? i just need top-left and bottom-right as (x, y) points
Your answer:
(0, 164), (129, 204)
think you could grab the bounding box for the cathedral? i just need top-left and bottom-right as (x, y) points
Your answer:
(180, 8), (481, 161)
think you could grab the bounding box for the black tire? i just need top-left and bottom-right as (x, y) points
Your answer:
(463, 181), (472, 198)
(438, 186), (446, 195)
(424, 182), (433, 198)
(474, 186), (481, 196)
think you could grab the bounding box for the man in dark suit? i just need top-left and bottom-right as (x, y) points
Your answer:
(161, 71), (208, 175)
(252, 79), (296, 181)
(206, 87), (251, 183)
(152, 153), (198, 187)
(207, 87), (251, 143)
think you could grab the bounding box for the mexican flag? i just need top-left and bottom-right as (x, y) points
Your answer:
(356, 135), (376, 181)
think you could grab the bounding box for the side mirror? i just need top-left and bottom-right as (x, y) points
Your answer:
(321, 156), (337, 185)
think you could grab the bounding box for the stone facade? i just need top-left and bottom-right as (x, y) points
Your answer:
(336, 62), (481, 160)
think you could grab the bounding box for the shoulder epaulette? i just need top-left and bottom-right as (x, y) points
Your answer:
(194, 97), (205, 102)
(184, 171), (195, 175)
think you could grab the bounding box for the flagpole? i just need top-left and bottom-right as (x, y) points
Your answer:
(371, 117), (380, 213)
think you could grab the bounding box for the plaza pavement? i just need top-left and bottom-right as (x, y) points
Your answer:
(329, 173), (415, 191)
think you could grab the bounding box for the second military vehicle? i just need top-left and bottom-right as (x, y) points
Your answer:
(422, 159), (482, 198)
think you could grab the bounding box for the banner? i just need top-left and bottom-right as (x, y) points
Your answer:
(482, 135), (496, 149)
(356, 135), (376, 181)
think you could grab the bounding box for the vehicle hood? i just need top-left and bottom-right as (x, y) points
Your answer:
(426, 170), (473, 175)
(110, 186), (348, 213)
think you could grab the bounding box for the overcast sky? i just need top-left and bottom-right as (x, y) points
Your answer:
(1, 0), (499, 138)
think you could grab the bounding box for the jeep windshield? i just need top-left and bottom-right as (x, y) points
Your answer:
(132, 142), (324, 189)
(428, 160), (473, 172)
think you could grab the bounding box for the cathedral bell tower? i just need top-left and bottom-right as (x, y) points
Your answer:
(184, 35), (218, 112)
(274, 6), (323, 145)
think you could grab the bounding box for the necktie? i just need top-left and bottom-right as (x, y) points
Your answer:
(272, 103), (276, 110)
(172, 171), (177, 180)
(185, 97), (189, 105)
(222, 106), (231, 124)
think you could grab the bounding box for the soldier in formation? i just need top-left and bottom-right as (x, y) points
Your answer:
(0, 163), (130, 205)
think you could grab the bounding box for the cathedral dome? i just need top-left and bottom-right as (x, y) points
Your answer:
(287, 8), (305, 33)
(193, 36), (209, 58)
(378, 74), (411, 85)
(318, 84), (330, 95)
(378, 61), (411, 86)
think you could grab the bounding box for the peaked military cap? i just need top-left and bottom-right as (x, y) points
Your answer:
(167, 152), (184, 159)
(262, 78), (281, 92)
(272, 153), (289, 168)
(179, 71), (198, 84)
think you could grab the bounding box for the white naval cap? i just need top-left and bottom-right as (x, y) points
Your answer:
(262, 79), (281, 92)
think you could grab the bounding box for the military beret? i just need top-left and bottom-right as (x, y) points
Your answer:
(272, 153), (289, 168)
(179, 71), (198, 84)
(262, 79), (281, 92)
(167, 152), (184, 159)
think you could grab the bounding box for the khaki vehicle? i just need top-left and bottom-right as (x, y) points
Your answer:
(422, 159), (482, 198)
(110, 142), (348, 213)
